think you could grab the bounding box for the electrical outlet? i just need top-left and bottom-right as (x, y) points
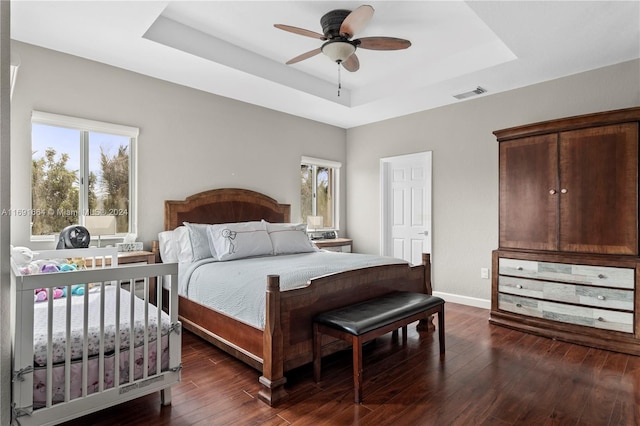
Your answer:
(480, 268), (490, 279)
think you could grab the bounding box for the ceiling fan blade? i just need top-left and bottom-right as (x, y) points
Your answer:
(340, 5), (374, 38)
(274, 24), (327, 40)
(357, 37), (411, 50)
(285, 48), (322, 65)
(342, 54), (360, 72)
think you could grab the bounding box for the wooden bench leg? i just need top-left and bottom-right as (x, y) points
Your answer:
(313, 323), (322, 382)
(402, 325), (408, 344)
(353, 335), (363, 404)
(438, 306), (445, 355)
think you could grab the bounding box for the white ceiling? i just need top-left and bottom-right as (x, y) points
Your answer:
(10, 1), (640, 129)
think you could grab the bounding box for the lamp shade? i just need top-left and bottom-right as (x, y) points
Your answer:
(84, 215), (117, 236)
(321, 41), (356, 63)
(307, 216), (324, 230)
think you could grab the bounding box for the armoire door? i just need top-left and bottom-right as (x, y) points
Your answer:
(559, 123), (639, 254)
(499, 134), (559, 251)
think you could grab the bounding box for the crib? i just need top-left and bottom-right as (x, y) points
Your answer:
(10, 247), (181, 426)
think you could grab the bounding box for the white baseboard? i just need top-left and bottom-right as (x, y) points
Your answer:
(432, 291), (490, 310)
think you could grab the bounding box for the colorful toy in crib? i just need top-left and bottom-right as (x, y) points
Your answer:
(34, 284), (88, 302)
(69, 257), (87, 270)
(20, 259), (81, 275)
(63, 284), (87, 296)
(30, 260), (87, 302)
(34, 287), (64, 302)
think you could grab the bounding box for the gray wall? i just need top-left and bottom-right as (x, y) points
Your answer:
(10, 41), (347, 249)
(346, 59), (640, 306)
(10, 41), (640, 306)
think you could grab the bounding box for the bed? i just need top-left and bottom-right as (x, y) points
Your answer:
(11, 247), (181, 426)
(161, 188), (431, 405)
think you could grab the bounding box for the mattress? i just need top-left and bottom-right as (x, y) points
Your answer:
(178, 251), (407, 329)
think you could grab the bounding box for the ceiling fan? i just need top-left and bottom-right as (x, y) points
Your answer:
(274, 5), (411, 73)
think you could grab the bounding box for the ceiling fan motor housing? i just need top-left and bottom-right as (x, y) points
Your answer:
(321, 9), (351, 38)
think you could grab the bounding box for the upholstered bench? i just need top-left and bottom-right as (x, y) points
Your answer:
(313, 291), (445, 403)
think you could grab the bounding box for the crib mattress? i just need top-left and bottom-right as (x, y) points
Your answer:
(31, 285), (172, 407)
(33, 285), (170, 366)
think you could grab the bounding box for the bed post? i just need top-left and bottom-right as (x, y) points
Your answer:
(417, 253), (435, 332)
(423, 253), (432, 294)
(258, 275), (288, 406)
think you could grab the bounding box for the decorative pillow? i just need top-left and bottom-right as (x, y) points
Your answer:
(158, 230), (178, 263)
(207, 221), (273, 261)
(266, 222), (318, 255)
(184, 222), (216, 261)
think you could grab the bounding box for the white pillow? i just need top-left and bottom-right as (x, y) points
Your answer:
(174, 226), (195, 263)
(207, 221), (273, 261)
(266, 222), (318, 255)
(184, 222), (216, 261)
(158, 230), (178, 263)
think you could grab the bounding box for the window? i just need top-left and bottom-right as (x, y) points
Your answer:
(31, 111), (138, 240)
(300, 156), (341, 229)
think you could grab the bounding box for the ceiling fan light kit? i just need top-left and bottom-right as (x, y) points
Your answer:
(274, 4), (411, 96)
(321, 41), (356, 63)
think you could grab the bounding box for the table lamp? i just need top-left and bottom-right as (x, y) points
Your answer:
(84, 215), (117, 247)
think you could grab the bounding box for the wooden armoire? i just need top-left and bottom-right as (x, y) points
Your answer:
(491, 107), (640, 355)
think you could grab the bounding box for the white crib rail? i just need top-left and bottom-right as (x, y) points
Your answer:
(11, 248), (180, 426)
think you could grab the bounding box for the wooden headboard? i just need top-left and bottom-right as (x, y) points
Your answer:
(164, 188), (291, 231)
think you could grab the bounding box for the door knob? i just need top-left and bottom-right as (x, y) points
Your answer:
(561, 188), (568, 194)
(549, 189), (557, 195)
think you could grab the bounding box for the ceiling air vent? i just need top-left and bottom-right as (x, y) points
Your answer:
(453, 86), (486, 100)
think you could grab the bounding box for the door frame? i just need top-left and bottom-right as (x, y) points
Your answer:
(379, 151), (433, 260)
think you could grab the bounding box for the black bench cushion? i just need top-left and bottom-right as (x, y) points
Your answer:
(314, 292), (444, 336)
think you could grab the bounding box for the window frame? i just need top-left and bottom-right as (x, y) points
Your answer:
(301, 155), (341, 231)
(30, 111), (138, 242)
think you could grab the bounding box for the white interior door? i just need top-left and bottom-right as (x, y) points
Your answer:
(380, 152), (432, 265)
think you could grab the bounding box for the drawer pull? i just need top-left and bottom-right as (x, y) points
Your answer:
(516, 267), (523, 271)
(598, 274), (606, 279)
(516, 303), (522, 308)
(597, 317), (605, 322)
(516, 284), (523, 289)
(597, 295), (606, 300)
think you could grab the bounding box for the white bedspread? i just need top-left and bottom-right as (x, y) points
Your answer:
(179, 251), (407, 329)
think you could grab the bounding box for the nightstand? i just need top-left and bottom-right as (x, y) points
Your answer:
(86, 250), (157, 303)
(118, 251), (157, 303)
(117, 250), (156, 266)
(314, 238), (353, 252)
(84, 250), (155, 266)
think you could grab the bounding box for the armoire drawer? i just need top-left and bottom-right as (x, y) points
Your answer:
(498, 258), (634, 289)
(498, 293), (634, 333)
(498, 275), (634, 311)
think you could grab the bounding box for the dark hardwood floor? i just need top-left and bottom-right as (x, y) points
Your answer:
(61, 303), (640, 425)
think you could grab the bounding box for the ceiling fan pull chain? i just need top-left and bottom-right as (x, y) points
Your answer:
(337, 62), (342, 97)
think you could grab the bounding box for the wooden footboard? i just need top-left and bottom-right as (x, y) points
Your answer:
(259, 253), (431, 405)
